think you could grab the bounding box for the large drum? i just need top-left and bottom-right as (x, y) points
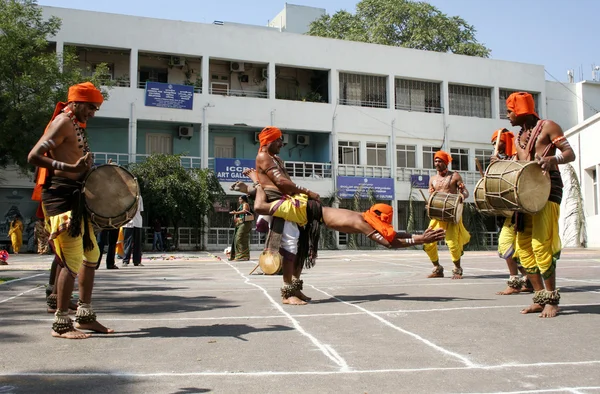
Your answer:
(258, 250), (282, 275)
(82, 164), (139, 229)
(484, 160), (550, 214)
(473, 178), (512, 217)
(427, 191), (463, 223)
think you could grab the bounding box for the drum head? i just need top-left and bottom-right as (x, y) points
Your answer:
(84, 164), (139, 218)
(516, 162), (551, 214)
(259, 251), (282, 275)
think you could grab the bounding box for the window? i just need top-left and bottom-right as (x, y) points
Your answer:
(451, 148), (469, 171)
(339, 73), (387, 108)
(594, 168), (598, 216)
(448, 84), (492, 118)
(499, 89), (540, 119)
(139, 67), (168, 88)
(587, 167), (599, 215)
(423, 146), (441, 169)
(395, 79), (442, 113)
(338, 141), (360, 165)
(475, 149), (493, 172)
(92, 63), (114, 81)
(367, 142), (387, 166)
(396, 144), (416, 168)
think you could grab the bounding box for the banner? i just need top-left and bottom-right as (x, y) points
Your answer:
(410, 174), (430, 189)
(214, 158), (255, 182)
(144, 82), (194, 110)
(336, 176), (395, 200)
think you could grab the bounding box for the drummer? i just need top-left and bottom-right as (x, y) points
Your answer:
(507, 91), (575, 318)
(423, 150), (471, 279)
(28, 82), (114, 339)
(489, 128), (532, 295)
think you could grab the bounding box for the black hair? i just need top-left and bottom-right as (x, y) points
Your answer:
(240, 195), (249, 202)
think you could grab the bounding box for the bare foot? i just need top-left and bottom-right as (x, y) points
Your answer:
(243, 168), (259, 183)
(540, 304), (559, 318)
(497, 286), (521, 295)
(294, 290), (312, 302)
(452, 273), (463, 280)
(521, 303), (544, 314)
(47, 308), (76, 315)
(230, 181), (250, 194)
(76, 321), (115, 334)
(51, 328), (91, 339)
(282, 296), (307, 305)
(427, 272), (444, 278)
(520, 286), (534, 293)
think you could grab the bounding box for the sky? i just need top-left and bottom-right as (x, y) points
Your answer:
(37, 0), (598, 84)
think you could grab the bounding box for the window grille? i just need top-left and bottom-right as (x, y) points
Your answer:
(449, 84), (492, 118)
(339, 73), (387, 108)
(395, 79), (442, 113)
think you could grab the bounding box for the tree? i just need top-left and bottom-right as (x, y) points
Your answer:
(0, 0), (114, 171)
(128, 154), (225, 250)
(307, 0), (490, 57)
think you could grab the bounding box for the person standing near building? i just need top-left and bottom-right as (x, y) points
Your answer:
(8, 214), (23, 254)
(229, 195), (253, 261)
(152, 218), (163, 252)
(96, 228), (120, 269)
(423, 151), (470, 279)
(506, 92), (575, 318)
(122, 194), (144, 266)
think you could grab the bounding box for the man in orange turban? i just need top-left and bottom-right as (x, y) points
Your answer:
(423, 149), (470, 279)
(258, 126), (282, 148)
(505, 91), (576, 318)
(491, 128), (516, 158)
(28, 82), (112, 339)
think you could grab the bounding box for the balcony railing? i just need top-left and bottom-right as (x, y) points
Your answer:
(137, 81), (201, 93)
(396, 168), (483, 185)
(207, 227), (265, 247)
(208, 158), (331, 178)
(210, 88), (268, 99)
(338, 98), (388, 108)
(395, 103), (443, 114)
(94, 152), (202, 168)
(338, 164), (391, 178)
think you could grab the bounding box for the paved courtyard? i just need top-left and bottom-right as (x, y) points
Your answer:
(1, 248), (600, 393)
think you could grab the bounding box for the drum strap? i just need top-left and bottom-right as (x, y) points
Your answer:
(525, 120), (546, 159)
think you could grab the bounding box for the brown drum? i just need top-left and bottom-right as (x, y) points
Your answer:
(427, 191), (463, 223)
(473, 178), (512, 217)
(258, 250), (282, 275)
(83, 164), (139, 229)
(484, 160), (550, 214)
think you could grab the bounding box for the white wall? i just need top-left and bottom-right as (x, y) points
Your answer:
(546, 81), (578, 131)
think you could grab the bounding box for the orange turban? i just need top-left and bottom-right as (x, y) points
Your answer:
(434, 150), (452, 165)
(491, 128), (516, 157)
(258, 126), (282, 148)
(362, 204), (396, 243)
(68, 82), (104, 104)
(506, 92), (538, 117)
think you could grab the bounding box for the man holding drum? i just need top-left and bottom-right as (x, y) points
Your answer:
(28, 82), (113, 338)
(423, 150), (470, 279)
(506, 92), (575, 318)
(490, 128), (532, 295)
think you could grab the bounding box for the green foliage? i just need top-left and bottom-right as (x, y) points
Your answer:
(307, 0), (490, 57)
(0, 0), (115, 170)
(127, 154), (225, 249)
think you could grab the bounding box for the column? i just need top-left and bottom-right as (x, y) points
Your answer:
(329, 69), (339, 105)
(202, 56), (210, 95)
(268, 62), (276, 99)
(442, 81), (450, 150)
(129, 48), (138, 89)
(55, 41), (64, 71)
(492, 86), (500, 119)
(128, 102), (137, 164)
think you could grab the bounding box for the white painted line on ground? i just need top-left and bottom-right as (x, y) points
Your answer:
(467, 386), (600, 394)
(0, 273), (45, 285)
(221, 260), (350, 372)
(308, 284), (477, 368)
(2, 302), (598, 323)
(1, 360), (599, 378)
(0, 285), (43, 304)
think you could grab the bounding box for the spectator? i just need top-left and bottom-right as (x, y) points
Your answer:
(153, 218), (163, 252)
(122, 195), (144, 267)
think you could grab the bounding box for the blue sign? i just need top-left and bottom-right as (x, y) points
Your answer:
(215, 158), (255, 182)
(144, 82), (194, 110)
(410, 174), (430, 189)
(337, 176), (395, 200)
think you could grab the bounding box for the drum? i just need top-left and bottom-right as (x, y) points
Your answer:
(427, 191), (463, 223)
(82, 164), (139, 229)
(473, 178), (512, 217)
(258, 250), (283, 275)
(484, 160), (550, 214)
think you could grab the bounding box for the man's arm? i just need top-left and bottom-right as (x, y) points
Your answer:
(257, 154), (320, 200)
(27, 117), (89, 173)
(454, 173), (469, 199)
(537, 121), (575, 169)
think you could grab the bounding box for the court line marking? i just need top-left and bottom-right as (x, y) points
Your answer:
(467, 387), (600, 394)
(0, 285), (43, 304)
(221, 259), (350, 371)
(1, 360), (599, 378)
(309, 284), (477, 367)
(0, 273), (46, 285)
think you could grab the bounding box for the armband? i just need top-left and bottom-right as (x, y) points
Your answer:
(552, 136), (566, 145)
(555, 151), (565, 164)
(51, 160), (65, 170)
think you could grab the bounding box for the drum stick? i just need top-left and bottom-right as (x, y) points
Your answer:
(418, 189), (428, 202)
(474, 158), (484, 178)
(248, 263), (260, 275)
(493, 129), (502, 156)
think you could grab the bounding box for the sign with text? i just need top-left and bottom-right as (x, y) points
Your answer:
(144, 82), (194, 110)
(410, 174), (430, 189)
(337, 176), (395, 200)
(215, 158), (255, 182)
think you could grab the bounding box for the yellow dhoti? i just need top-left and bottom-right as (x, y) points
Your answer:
(424, 218), (470, 263)
(44, 206), (100, 277)
(516, 201), (561, 279)
(498, 216), (519, 261)
(269, 193), (309, 227)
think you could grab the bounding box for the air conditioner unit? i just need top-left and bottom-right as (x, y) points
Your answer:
(261, 68), (268, 79)
(254, 131), (260, 143)
(297, 134), (310, 146)
(230, 62), (245, 72)
(178, 126), (193, 138)
(282, 133), (289, 145)
(170, 56), (186, 67)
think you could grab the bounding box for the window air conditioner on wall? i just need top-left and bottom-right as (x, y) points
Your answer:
(230, 62), (245, 72)
(178, 126), (193, 138)
(297, 135), (310, 146)
(170, 57), (186, 67)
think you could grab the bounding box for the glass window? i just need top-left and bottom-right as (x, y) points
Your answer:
(448, 84), (492, 118)
(338, 141), (360, 165)
(475, 149), (493, 172)
(450, 148), (469, 171)
(423, 146), (440, 169)
(367, 142), (387, 166)
(396, 144), (416, 168)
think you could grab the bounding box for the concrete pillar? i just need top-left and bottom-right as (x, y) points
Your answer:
(202, 56), (210, 95)
(129, 48), (138, 89)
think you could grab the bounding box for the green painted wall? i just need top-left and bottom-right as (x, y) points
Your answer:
(86, 118), (128, 153)
(136, 120), (200, 157)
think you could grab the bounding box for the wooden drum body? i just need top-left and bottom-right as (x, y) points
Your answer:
(474, 178), (512, 217)
(427, 191), (463, 223)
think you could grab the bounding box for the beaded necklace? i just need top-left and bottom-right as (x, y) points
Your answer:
(517, 128), (531, 150)
(62, 106), (90, 155)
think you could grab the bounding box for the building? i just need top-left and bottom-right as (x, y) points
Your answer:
(1, 4), (598, 249)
